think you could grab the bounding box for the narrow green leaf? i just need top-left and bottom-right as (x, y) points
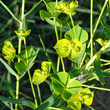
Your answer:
(0, 96), (36, 109)
(0, 57), (18, 78)
(35, 94), (59, 110)
(39, 35), (57, 73)
(94, 59), (104, 85)
(101, 19), (110, 30)
(104, 29), (110, 39)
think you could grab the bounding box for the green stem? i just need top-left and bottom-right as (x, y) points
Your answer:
(15, 0), (26, 109)
(60, 27), (63, 39)
(82, 84), (110, 91)
(88, 0), (108, 48)
(24, 0), (42, 17)
(0, 1), (21, 23)
(82, 40), (110, 71)
(61, 57), (65, 72)
(15, 77), (20, 110)
(24, 38), (28, 64)
(54, 17), (59, 41)
(23, 37), (38, 107)
(28, 70), (38, 107)
(37, 85), (42, 104)
(69, 13), (77, 39)
(57, 56), (60, 72)
(90, 0), (93, 57)
(79, 0), (108, 68)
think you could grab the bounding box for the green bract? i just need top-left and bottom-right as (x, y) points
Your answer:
(54, 38), (82, 59)
(69, 39), (82, 59)
(32, 61), (52, 85)
(15, 29), (31, 38)
(55, 0), (78, 15)
(54, 39), (72, 57)
(79, 88), (94, 105)
(2, 41), (16, 61)
(67, 88), (94, 110)
(67, 94), (81, 110)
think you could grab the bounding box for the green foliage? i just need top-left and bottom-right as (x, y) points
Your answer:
(14, 62), (34, 78)
(51, 72), (82, 101)
(32, 61), (52, 85)
(94, 58), (104, 85)
(0, 57), (18, 78)
(0, 96), (36, 109)
(18, 46), (37, 65)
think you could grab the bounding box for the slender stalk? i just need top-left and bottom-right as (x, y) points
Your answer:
(60, 27), (63, 39)
(24, 38), (28, 64)
(81, 40), (110, 71)
(28, 70), (38, 107)
(0, 1), (21, 23)
(23, 37), (38, 107)
(61, 57), (65, 72)
(54, 17), (59, 41)
(69, 13), (77, 39)
(24, 0), (42, 17)
(57, 56), (60, 72)
(79, 0), (108, 68)
(15, 77), (20, 110)
(90, 0), (93, 57)
(37, 85), (42, 104)
(15, 0), (26, 109)
(82, 84), (110, 91)
(88, 0), (109, 48)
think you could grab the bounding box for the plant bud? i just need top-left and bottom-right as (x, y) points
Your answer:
(2, 41), (16, 61)
(69, 39), (82, 59)
(32, 69), (48, 85)
(54, 39), (72, 57)
(15, 29), (31, 38)
(79, 88), (94, 105)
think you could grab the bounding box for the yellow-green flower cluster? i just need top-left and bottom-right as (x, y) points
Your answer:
(15, 29), (31, 38)
(67, 88), (94, 110)
(2, 41), (16, 61)
(54, 38), (82, 59)
(32, 61), (52, 85)
(56, 0), (78, 15)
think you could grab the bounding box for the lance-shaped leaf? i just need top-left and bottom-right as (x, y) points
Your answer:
(94, 58), (104, 85)
(0, 57), (18, 78)
(0, 96), (36, 109)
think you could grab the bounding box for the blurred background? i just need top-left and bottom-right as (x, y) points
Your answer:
(0, 0), (110, 110)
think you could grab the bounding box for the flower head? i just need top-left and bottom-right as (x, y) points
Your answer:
(15, 29), (31, 38)
(2, 41), (16, 61)
(32, 61), (52, 85)
(56, 0), (78, 15)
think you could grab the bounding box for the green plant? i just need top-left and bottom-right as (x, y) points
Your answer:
(1, 0), (110, 110)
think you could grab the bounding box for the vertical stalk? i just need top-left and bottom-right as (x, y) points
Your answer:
(15, 0), (25, 109)
(79, 0), (108, 68)
(23, 38), (38, 107)
(54, 17), (59, 41)
(28, 70), (38, 107)
(61, 57), (65, 72)
(69, 14), (77, 39)
(57, 56), (60, 72)
(15, 77), (20, 110)
(37, 85), (42, 104)
(90, 0), (93, 57)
